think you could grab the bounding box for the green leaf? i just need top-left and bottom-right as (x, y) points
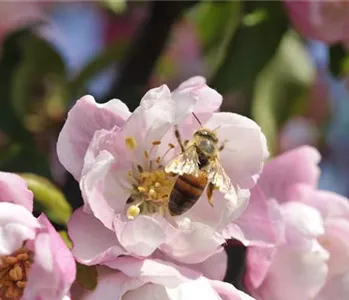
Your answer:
(76, 263), (98, 291)
(0, 29), (31, 139)
(11, 33), (68, 132)
(19, 173), (72, 225)
(101, 0), (127, 14)
(211, 1), (288, 93)
(252, 31), (315, 155)
(188, 1), (241, 73)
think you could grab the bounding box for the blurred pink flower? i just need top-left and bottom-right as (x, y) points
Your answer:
(0, 208), (75, 300)
(0, 202), (39, 256)
(0, 172), (75, 299)
(58, 76), (269, 264)
(0, 2), (46, 45)
(74, 256), (254, 300)
(245, 146), (349, 300)
(0, 171), (33, 211)
(284, 0), (349, 46)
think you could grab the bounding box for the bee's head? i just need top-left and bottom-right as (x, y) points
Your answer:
(194, 129), (218, 144)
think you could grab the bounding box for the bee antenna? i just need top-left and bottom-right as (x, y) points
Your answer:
(212, 125), (221, 132)
(192, 112), (203, 127)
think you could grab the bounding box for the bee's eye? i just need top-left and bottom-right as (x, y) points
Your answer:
(199, 139), (214, 153)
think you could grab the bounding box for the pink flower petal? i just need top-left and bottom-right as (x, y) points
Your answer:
(186, 188), (250, 233)
(281, 201), (324, 249)
(105, 257), (199, 287)
(317, 272), (349, 300)
(256, 243), (328, 300)
(172, 76), (223, 115)
(245, 246), (277, 290)
(258, 146), (320, 203)
(210, 280), (256, 300)
(57, 95), (130, 180)
(224, 187), (281, 246)
(81, 271), (143, 300)
(190, 250), (228, 281)
(24, 214), (75, 300)
(114, 214), (168, 257)
(205, 112), (269, 189)
(320, 219), (349, 275)
(80, 150), (130, 229)
(292, 184), (349, 221)
(0, 202), (39, 255)
(160, 221), (225, 264)
(68, 208), (126, 265)
(0, 171), (33, 211)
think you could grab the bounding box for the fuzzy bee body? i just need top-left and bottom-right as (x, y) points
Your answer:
(166, 127), (233, 216)
(168, 172), (208, 216)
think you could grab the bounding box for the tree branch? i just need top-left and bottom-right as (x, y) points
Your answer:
(105, 1), (197, 110)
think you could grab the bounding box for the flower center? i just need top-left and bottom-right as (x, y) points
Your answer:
(125, 137), (176, 219)
(0, 247), (33, 300)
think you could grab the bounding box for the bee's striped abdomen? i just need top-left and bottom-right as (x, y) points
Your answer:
(169, 173), (207, 216)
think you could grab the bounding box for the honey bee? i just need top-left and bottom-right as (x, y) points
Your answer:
(165, 113), (234, 216)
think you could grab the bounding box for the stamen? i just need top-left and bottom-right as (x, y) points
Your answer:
(144, 150), (149, 159)
(127, 205), (141, 220)
(0, 247), (32, 299)
(125, 137), (137, 150)
(9, 265), (23, 281)
(137, 165), (144, 173)
(152, 140), (161, 146)
(159, 143), (175, 163)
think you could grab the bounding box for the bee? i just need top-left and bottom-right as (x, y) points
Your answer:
(165, 113), (234, 216)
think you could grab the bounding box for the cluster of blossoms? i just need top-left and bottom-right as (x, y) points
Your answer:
(284, 0), (349, 48)
(0, 171), (75, 299)
(2, 76), (349, 300)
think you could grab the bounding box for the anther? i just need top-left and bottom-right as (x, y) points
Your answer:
(9, 265), (23, 281)
(137, 165), (144, 173)
(127, 205), (140, 220)
(152, 140), (161, 145)
(16, 253), (28, 261)
(4, 257), (17, 265)
(16, 281), (26, 289)
(125, 137), (137, 150)
(138, 186), (146, 193)
(149, 189), (157, 199)
(144, 150), (149, 159)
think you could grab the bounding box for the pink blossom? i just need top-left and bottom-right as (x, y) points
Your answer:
(73, 256), (254, 300)
(0, 203), (75, 299)
(0, 2), (46, 45)
(245, 146), (349, 300)
(284, 0), (349, 46)
(0, 171), (33, 211)
(58, 76), (269, 264)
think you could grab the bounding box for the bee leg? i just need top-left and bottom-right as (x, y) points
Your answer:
(174, 126), (185, 153)
(207, 183), (215, 207)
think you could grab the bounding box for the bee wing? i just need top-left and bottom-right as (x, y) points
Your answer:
(205, 159), (236, 201)
(165, 145), (199, 176)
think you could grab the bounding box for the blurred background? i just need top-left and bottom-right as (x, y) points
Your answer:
(0, 0), (348, 289)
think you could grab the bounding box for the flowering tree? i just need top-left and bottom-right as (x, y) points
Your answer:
(1, 1), (349, 300)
